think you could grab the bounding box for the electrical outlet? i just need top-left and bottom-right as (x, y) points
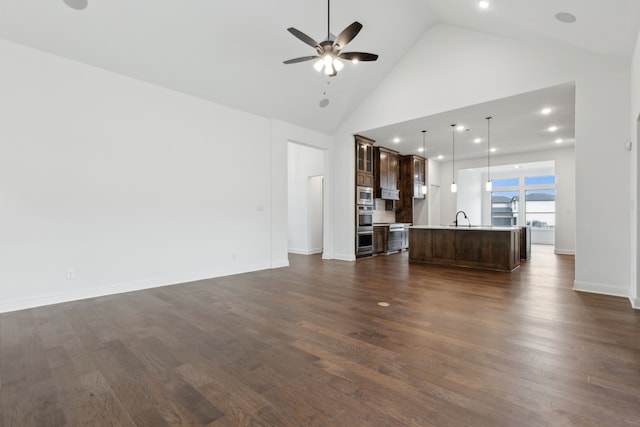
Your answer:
(67, 269), (75, 279)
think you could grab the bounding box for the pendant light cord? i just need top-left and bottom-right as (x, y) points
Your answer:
(451, 124), (456, 183)
(486, 116), (492, 181)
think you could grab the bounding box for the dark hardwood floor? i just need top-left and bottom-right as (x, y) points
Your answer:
(1, 246), (639, 426)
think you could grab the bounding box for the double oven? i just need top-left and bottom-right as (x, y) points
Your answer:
(356, 186), (374, 257)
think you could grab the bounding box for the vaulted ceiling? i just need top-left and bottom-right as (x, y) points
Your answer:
(0, 0), (638, 136)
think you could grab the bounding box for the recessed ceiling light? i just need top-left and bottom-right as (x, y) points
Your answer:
(548, 125), (558, 132)
(438, 155), (444, 160)
(555, 138), (563, 144)
(555, 12), (577, 24)
(393, 137), (400, 143)
(490, 148), (497, 153)
(63, 0), (88, 9)
(473, 138), (482, 143)
(418, 148), (424, 152)
(515, 165), (521, 169)
(478, 1), (490, 9)
(456, 125), (465, 132)
(541, 107), (552, 115)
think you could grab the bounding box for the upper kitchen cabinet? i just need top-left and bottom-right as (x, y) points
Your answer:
(396, 155), (427, 223)
(355, 135), (375, 187)
(400, 155), (427, 199)
(375, 147), (400, 200)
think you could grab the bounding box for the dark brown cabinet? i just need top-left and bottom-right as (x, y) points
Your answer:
(373, 226), (387, 255)
(373, 224), (409, 255)
(375, 147), (400, 200)
(400, 155), (426, 199)
(409, 227), (520, 272)
(355, 136), (375, 187)
(397, 155), (426, 223)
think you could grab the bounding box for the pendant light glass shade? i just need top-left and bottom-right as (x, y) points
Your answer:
(450, 124), (457, 193)
(421, 130), (428, 196)
(485, 116), (492, 192)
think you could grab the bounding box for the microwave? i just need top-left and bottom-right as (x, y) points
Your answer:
(356, 186), (374, 206)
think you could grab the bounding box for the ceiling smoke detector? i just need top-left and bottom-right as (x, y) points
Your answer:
(63, 0), (88, 10)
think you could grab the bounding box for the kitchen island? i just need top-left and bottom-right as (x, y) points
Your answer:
(409, 226), (520, 272)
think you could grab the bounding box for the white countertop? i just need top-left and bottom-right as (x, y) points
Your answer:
(410, 225), (520, 231)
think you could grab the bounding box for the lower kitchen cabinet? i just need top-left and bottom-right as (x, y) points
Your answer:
(373, 224), (410, 255)
(373, 226), (387, 255)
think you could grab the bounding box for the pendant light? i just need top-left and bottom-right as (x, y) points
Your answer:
(421, 130), (428, 196)
(450, 124), (457, 193)
(485, 116), (493, 192)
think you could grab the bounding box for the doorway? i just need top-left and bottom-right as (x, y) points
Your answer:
(287, 142), (325, 255)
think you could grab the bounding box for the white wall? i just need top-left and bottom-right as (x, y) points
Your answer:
(631, 28), (640, 309)
(0, 39), (331, 313)
(287, 143), (324, 254)
(427, 159), (441, 226)
(308, 176), (324, 253)
(457, 169), (483, 226)
(333, 24), (630, 298)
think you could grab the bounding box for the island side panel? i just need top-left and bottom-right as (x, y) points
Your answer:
(409, 227), (520, 272)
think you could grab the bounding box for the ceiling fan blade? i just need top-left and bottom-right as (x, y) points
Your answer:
(333, 21), (363, 49)
(339, 52), (379, 61)
(283, 56), (320, 64)
(287, 27), (319, 48)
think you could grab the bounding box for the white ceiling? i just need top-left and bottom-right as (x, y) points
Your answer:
(0, 0), (638, 139)
(358, 82), (576, 161)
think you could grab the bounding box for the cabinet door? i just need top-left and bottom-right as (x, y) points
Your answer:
(414, 158), (424, 183)
(388, 152), (398, 190)
(365, 144), (373, 173)
(373, 228), (386, 254)
(379, 149), (389, 189)
(357, 143), (366, 172)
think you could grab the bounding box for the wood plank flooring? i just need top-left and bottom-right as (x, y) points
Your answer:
(1, 246), (639, 426)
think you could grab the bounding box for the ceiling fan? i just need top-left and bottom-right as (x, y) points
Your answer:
(283, 0), (379, 77)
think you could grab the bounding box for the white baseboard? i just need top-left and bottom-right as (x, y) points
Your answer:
(288, 248), (322, 255)
(631, 297), (640, 310)
(0, 262), (273, 314)
(329, 253), (356, 261)
(554, 248), (575, 255)
(573, 280), (628, 298)
(271, 259), (290, 269)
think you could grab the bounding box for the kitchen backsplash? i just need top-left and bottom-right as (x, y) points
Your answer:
(373, 198), (396, 223)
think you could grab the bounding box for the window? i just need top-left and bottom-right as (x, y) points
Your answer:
(492, 177), (520, 188)
(491, 191), (519, 226)
(525, 175), (555, 186)
(525, 189), (555, 228)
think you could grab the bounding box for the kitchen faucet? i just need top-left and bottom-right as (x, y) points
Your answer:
(454, 210), (470, 227)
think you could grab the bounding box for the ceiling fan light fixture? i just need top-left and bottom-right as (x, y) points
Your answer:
(283, 0), (378, 77)
(313, 60), (324, 72)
